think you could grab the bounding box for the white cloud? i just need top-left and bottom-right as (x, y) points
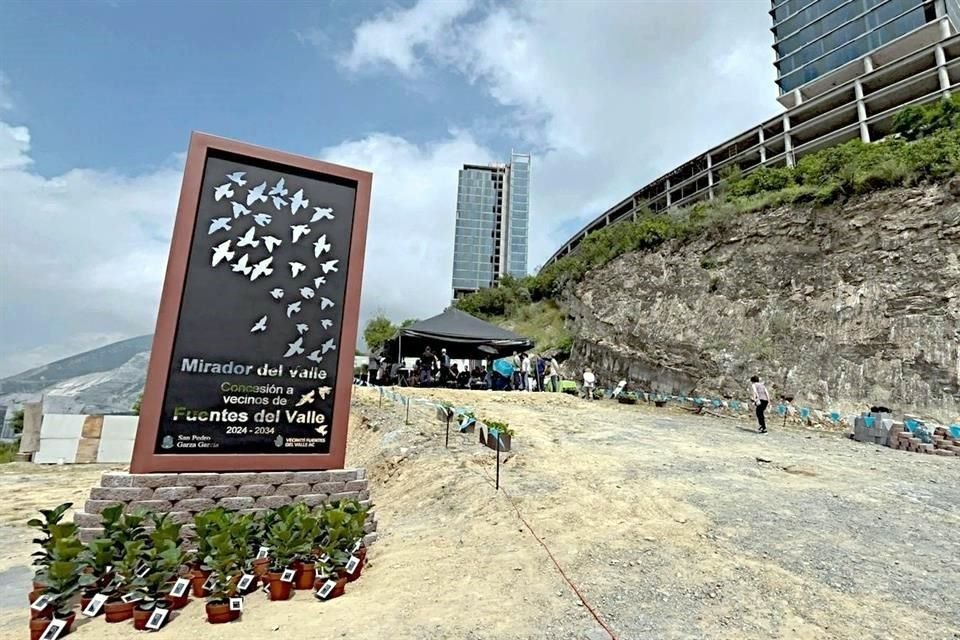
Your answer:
(338, 0), (475, 75)
(319, 130), (494, 325)
(336, 0), (778, 268)
(0, 121), (182, 377)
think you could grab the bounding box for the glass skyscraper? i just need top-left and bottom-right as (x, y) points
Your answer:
(451, 153), (531, 298)
(773, 0), (945, 94)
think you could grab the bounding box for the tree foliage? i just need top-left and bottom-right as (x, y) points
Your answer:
(363, 314), (397, 352)
(10, 409), (24, 434)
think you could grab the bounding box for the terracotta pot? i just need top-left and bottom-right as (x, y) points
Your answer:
(295, 562), (316, 590)
(79, 588), (100, 613)
(28, 590), (54, 620)
(205, 601), (240, 624)
(345, 557), (364, 583)
(266, 572), (293, 601)
(29, 617), (50, 640)
(314, 575), (347, 600)
(32, 580), (46, 592)
(190, 569), (211, 598)
(31, 612), (77, 639)
(165, 593), (190, 610)
(252, 558), (270, 577)
(104, 600), (135, 623)
(133, 607), (152, 631)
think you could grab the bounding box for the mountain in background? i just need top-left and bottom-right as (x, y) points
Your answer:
(0, 335), (152, 417)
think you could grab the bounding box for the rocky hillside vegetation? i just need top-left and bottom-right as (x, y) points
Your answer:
(457, 97), (960, 421)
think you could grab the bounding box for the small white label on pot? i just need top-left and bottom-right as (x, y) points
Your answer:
(145, 607), (169, 631)
(280, 568), (296, 583)
(315, 579), (336, 600)
(345, 555), (360, 575)
(30, 593), (52, 611)
(121, 592), (143, 604)
(352, 539), (362, 553)
(202, 573), (217, 591)
(318, 553), (330, 564)
(39, 618), (66, 640)
(256, 546), (270, 559)
(237, 574), (254, 591)
(229, 597), (244, 612)
(169, 578), (189, 598)
(136, 564), (151, 578)
(82, 593), (108, 617)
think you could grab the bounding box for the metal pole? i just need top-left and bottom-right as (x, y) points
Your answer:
(495, 436), (501, 491)
(398, 334), (402, 385)
(445, 412), (450, 449)
(378, 387), (382, 408)
(405, 398), (410, 425)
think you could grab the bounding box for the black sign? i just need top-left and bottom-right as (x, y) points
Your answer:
(153, 151), (356, 455)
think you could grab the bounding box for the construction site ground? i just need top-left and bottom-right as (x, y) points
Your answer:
(0, 388), (957, 640)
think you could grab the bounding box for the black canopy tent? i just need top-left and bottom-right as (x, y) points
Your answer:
(381, 307), (533, 361)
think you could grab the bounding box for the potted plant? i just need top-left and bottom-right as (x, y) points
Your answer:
(203, 531), (241, 624)
(27, 502), (72, 592)
(191, 508), (231, 597)
(292, 509), (320, 590)
(313, 557), (348, 601)
(102, 539), (146, 623)
(251, 509), (278, 582)
(78, 537), (114, 610)
(29, 531), (92, 640)
(436, 401), (454, 422)
(264, 506), (309, 601)
(618, 391), (638, 405)
(457, 410), (477, 433)
(131, 517), (187, 630)
(482, 420), (513, 452)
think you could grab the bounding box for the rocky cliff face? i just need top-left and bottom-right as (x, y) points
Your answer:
(565, 183), (960, 422)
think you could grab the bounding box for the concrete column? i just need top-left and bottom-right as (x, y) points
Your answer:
(783, 114), (795, 168)
(854, 80), (870, 143)
(706, 154), (714, 199)
(792, 88), (803, 106)
(935, 45), (951, 96)
(665, 178), (672, 207)
(940, 16), (951, 40)
(758, 127), (767, 163)
(863, 55), (874, 74)
(16, 402), (43, 461)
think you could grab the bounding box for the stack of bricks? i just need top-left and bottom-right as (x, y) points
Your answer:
(891, 424), (960, 457)
(73, 469), (378, 542)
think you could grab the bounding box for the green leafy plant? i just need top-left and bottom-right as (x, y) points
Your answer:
(104, 539), (146, 598)
(27, 502), (73, 584)
(264, 505), (311, 572)
(44, 533), (95, 616)
(203, 532), (240, 604)
(131, 513), (188, 609)
(79, 536), (115, 592)
(484, 419), (514, 437)
(193, 507), (233, 569)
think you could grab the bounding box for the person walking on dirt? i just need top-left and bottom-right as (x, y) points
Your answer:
(750, 375), (770, 433)
(520, 353), (531, 391)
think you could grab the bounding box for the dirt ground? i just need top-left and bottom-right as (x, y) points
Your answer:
(1, 388), (958, 640)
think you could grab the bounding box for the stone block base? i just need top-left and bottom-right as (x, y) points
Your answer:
(75, 469), (378, 546)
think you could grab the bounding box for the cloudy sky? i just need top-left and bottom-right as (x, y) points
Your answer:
(0, 0), (777, 377)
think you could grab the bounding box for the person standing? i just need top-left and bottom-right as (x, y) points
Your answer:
(582, 367), (596, 400)
(520, 353), (531, 391)
(439, 348), (451, 386)
(750, 375), (770, 433)
(421, 346), (436, 386)
(548, 357), (562, 392)
(535, 354), (546, 391)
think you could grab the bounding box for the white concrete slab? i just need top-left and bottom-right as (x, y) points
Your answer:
(101, 416), (139, 440)
(40, 414), (86, 439)
(96, 437), (134, 464)
(34, 438), (80, 464)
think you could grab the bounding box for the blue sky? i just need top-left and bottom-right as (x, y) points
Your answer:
(0, 0), (776, 376)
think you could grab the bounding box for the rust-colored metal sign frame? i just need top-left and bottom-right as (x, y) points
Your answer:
(130, 132), (371, 473)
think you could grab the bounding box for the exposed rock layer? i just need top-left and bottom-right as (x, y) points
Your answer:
(565, 183), (960, 422)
